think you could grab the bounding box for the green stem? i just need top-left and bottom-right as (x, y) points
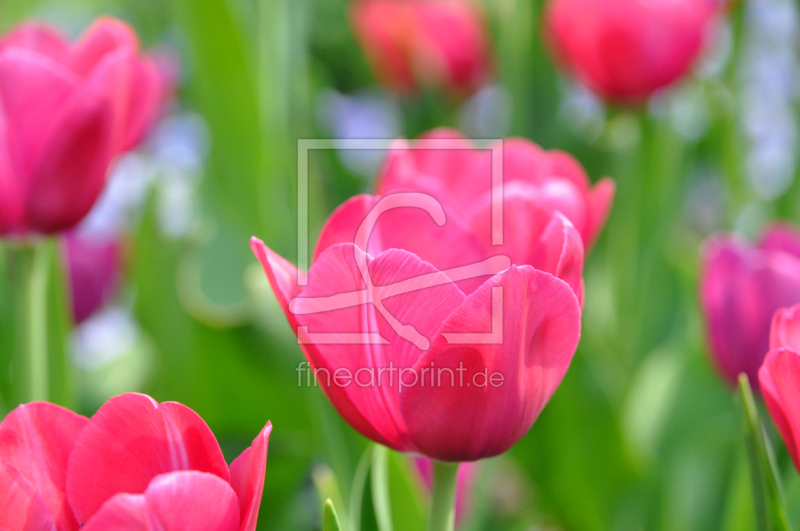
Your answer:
(12, 241), (51, 404)
(427, 461), (460, 531)
(28, 242), (49, 402)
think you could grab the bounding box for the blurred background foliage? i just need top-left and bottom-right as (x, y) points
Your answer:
(2, 0), (800, 529)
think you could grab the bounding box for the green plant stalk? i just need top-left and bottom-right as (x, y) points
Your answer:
(28, 241), (49, 402)
(11, 241), (51, 404)
(739, 374), (792, 531)
(427, 461), (460, 531)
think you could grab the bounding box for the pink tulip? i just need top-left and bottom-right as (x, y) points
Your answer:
(0, 393), (271, 530)
(63, 232), (121, 324)
(350, 0), (491, 96)
(252, 130), (593, 462)
(759, 346), (800, 472)
(375, 129), (615, 254)
(701, 225), (800, 391)
(0, 17), (166, 236)
(0, 402), (88, 531)
(543, 0), (722, 102)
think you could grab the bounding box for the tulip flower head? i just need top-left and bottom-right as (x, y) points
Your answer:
(0, 393), (271, 530)
(0, 17), (166, 237)
(544, 0), (722, 102)
(351, 0), (491, 96)
(759, 309), (800, 472)
(701, 224), (800, 391)
(253, 129), (613, 461)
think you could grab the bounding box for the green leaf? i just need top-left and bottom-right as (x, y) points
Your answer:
(739, 374), (792, 531)
(324, 499), (344, 531)
(386, 452), (427, 531)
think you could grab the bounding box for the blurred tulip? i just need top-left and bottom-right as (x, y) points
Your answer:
(759, 346), (800, 472)
(414, 458), (477, 524)
(544, 0), (722, 102)
(0, 393), (272, 531)
(701, 225), (800, 391)
(252, 129), (594, 462)
(0, 402), (88, 531)
(351, 0), (491, 96)
(63, 232), (121, 324)
(0, 17), (166, 236)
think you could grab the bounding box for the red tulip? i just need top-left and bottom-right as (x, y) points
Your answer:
(544, 0), (722, 102)
(759, 346), (800, 472)
(0, 393), (271, 531)
(63, 232), (121, 324)
(0, 17), (166, 236)
(252, 130), (593, 462)
(701, 225), (800, 391)
(0, 402), (88, 531)
(351, 0), (491, 96)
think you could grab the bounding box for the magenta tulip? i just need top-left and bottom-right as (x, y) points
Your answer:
(701, 225), (800, 390)
(63, 232), (121, 324)
(544, 0), (722, 102)
(0, 393), (271, 530)
(0, 17), (165, 236)
(252, 130), (598, 461)
(351, 0), (490, 96)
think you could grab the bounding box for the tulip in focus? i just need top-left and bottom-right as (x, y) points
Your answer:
(0, 393), (271, 530)
(701, 224), (800, 391)
(544, 0), (722, 102)
(251, 129), (612, 462)
(351, 0), (491, 96)
(0, 17), (166, 236)
(759, 306), (800, 472)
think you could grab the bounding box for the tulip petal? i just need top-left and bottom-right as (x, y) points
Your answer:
(0, 48), (81, 178)
(229, 422), (272, 531)
(0, 23), (69, 63)
(66, 393), (230, 524)
(314, 194), (489, 293)
(0, 108), (21, 234)
(70, 16), (139, 77)
(291, 243), (466, 451)
(120, 56), (163, 151)
(25, 78), (114, 234)
(585, 177), (615, 249)
(530, 212), (585, 304)
(770, 304), (800, 352)
(761, 224), (800, 260)
(376, 130), (491, 214)
(82, 471), (240, 531)
(64, 232), (120, 324)
(759, 348), (800, 472)
(0, 402), (88, 531)
(400, 266), (581, 461)
(0, 458), (57, 531)
(250, 237), (305, 329)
